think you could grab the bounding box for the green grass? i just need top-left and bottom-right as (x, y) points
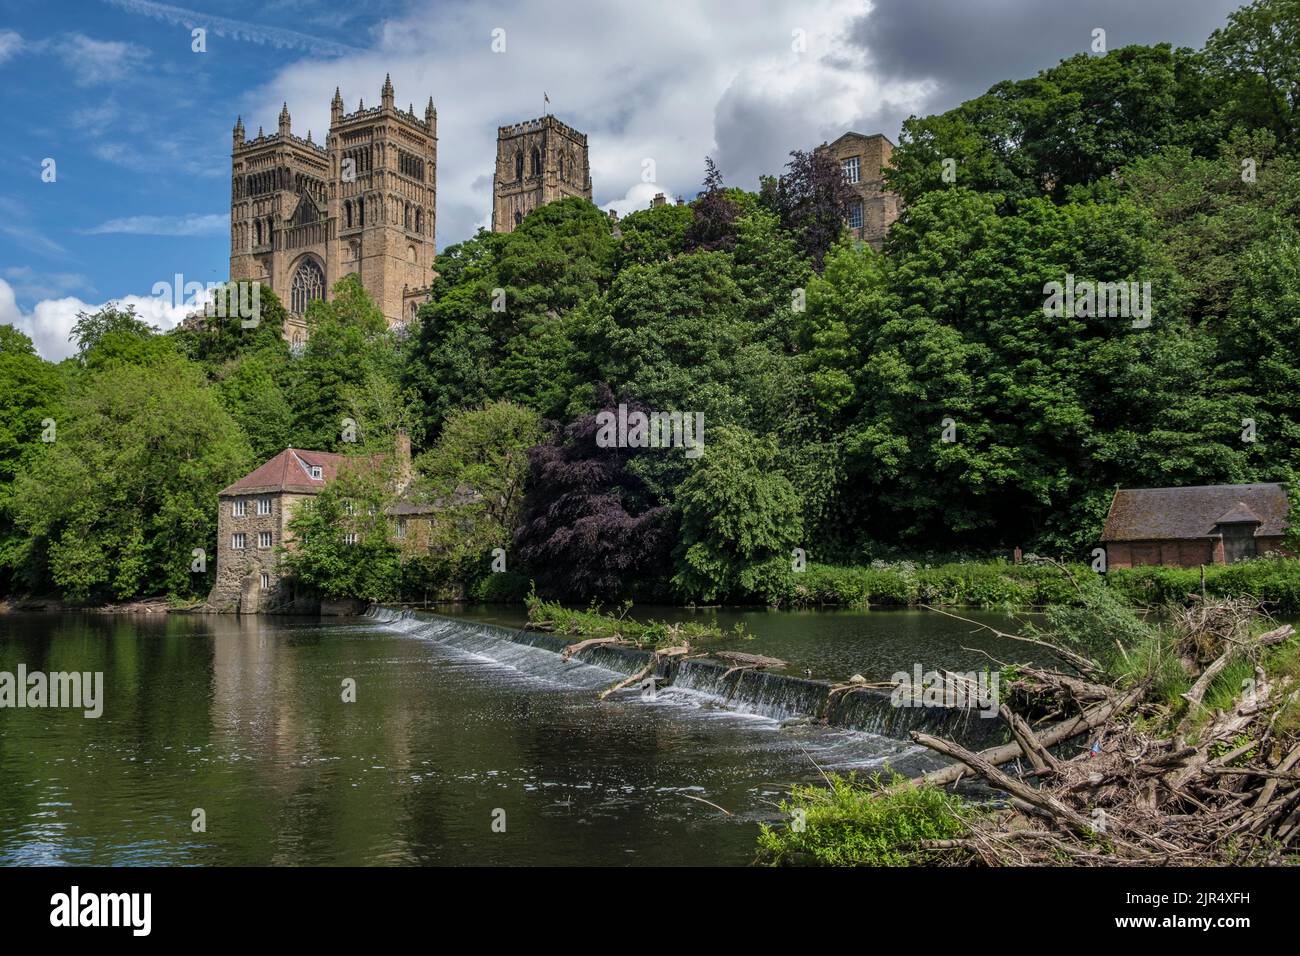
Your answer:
(770, 557), (1300, 614)
(755, 773), (976, 867)
(525, 591), (747, 650)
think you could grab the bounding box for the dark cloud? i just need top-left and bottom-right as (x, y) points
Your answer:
(849, 0), (1244, 119)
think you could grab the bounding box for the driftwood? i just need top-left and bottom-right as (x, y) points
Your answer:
(560, 635), (624, 660)
(710, 650), (789, 668)
(886, 600), (1300, 865)
(596, 646), (689, 700)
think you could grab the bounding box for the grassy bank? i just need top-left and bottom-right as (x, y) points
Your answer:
(525, 592), (748, 650)
(773, 557), (1300, 616)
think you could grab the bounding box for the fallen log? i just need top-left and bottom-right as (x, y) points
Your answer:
(560, 635), (624, 660)
(908, 683), (1148, 789)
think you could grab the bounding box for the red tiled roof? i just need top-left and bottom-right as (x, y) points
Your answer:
(219, 448), (358, 496)
(1101, 483), (1289, 542)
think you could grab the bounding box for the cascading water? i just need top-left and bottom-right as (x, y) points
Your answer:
(366, 606), (1007, 751)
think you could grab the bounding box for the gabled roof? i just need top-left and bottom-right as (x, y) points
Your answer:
(1101, 483), (1289, 541)
(219, 448), (356, 497)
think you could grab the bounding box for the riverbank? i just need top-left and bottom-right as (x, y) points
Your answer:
(775, 558), (1300, 615)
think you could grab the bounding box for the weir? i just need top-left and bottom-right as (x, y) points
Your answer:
(366, 606), (1007, 748)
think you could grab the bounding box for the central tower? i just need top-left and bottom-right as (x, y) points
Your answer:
(491, 114), (592, 233)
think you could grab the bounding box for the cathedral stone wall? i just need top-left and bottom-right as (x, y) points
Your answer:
(230, 75), (437, 340)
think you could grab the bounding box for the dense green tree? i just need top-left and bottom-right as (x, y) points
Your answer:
(10, 354), (251, 601)
(672, 425), (803, 601)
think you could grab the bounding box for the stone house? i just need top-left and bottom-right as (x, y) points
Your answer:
(1100, 483), (1290, 568)
(208, 433), (421, 613)
(814, 131), (901, 250)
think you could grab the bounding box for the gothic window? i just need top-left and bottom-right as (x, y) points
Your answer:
(410, 302), (419, 323)
(291, 258), (325, 315)
(358, 196), (365, 227)
(514, 150), (523, 181)
(404, 204), (412, 230)
(255, 220), (263, 246)
(407, 244), (416, 262)
(531, 147), (541, 176)
(414, 208), (422, 234)
(344, 200), (353, 228)
(514, 210), (522, 227)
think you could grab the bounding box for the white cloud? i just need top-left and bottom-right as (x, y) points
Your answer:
(0, 29), (22, 65)
(0, 278), (190, 361)
(84, 213), (227, 236)
(238, 0), (935, 248)
(53, 33), (148, 87)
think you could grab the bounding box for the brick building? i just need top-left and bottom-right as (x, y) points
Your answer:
(1100, 483), (1290, 568)
(815, 131), (901, 250)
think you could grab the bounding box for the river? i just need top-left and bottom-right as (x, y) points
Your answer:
(0, 606), (1043, 866)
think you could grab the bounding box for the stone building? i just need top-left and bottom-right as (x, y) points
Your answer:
(815, 131), (901, 250)
(491, 115), (592, 233)
(229, 75), (437, 343)
(1100, 483), (1290, 568)
(207, 433), (422, 613)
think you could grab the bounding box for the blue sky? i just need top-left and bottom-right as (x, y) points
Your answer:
(0, 0), (1244, 359)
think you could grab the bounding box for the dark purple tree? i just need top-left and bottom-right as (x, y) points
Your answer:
(759, 148), (856, 269)
(683, 157), (740, 253)
(514, 387), (672, 600)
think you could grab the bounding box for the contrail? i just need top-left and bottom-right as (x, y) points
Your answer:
(102, 0), (364, 57)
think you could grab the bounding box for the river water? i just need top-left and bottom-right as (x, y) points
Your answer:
(0, 606), (1040, 866)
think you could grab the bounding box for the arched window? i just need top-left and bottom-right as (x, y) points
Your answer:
(514, 150), (523, 181)
(404, 204), (412, 230)
(255, 220), (263, 246)
(514, 210), (522, 227)
(291, 259), (325, 315)
(414, 208), (422, 234)
(358, 196), (365, 227)
(531, 147), (541, 176)
(410, 302), (419, 323)
(344, 200), (352, 228)
(558, 154), (565, 180)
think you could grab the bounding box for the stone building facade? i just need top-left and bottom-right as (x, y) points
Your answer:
(229, 75), (437, 343)
(491, 115), (592, 233)
(816, 131), (901, 250)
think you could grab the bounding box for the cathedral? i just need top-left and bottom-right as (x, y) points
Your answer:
(229, 76), (439, 344)
(229, 78), (595, 343)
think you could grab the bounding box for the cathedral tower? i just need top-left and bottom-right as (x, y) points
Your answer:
(491, 114), (591, 233)
(230, 76), (437, 343)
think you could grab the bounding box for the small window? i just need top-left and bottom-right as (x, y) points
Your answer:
(232, 533), (246, 550)
(232, 500), (246, 518)
(396, 517), (407, 540)
(848, 201), (864, 230)
(343, 500), (356, 516)
(842, 156), (861, 185)
(258, 531), (272, 549)
(257, 497), (272, 516)
(310, 466), (323, 480)
(344, 532), (359, 546)
(260, 572), (270, 590)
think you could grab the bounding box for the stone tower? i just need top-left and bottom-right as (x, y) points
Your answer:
(491, 114), (592, 233)
(229, 76), (438, 344)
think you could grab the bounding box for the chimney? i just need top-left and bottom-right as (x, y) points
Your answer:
(395, 429), (412, 493)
